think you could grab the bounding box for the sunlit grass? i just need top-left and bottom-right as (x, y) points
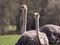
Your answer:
(0, 35), (20, 45)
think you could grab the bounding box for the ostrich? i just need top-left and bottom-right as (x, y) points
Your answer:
(15, 4), (49, 45)
(34, 13), (49, 45)
(40, 24), (60, 44)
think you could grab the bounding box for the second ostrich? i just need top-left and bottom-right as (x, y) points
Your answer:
(15, 5), (49, 45)
(40, 24), (60, 44)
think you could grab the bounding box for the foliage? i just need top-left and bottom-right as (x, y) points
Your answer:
(0, 0), (60, 34)
(5, 25), (16, 31)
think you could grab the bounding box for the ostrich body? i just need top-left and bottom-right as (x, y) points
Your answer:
(40, 24), (60, 44)
(15, 5), (49, 45)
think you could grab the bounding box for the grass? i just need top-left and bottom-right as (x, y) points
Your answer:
(0, 35), (60, 45)
(0, 35), (20, 45)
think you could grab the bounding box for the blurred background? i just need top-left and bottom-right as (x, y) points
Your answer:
(0, 0), (60, 35)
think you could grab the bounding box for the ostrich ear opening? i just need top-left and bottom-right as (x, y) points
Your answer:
(20, 5), (24, 9)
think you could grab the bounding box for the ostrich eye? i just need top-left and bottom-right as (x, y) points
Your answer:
(21, 6), (24, 8)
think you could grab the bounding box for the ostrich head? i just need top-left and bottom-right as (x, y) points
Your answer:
(20, 4), (27, 10)
(34, 12), (40, 19)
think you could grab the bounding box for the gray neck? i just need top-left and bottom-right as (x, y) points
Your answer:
(35, 15), (41, 45)
(36, 15), (39, 35)
(21, 8), (27, 34)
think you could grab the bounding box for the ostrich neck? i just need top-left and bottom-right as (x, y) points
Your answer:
(21, 9), (27, 34)
(36, 16), (39, 33)
(35, 15), (41, 45)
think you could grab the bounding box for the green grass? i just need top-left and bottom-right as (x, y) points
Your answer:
(0, 35), (20, 45)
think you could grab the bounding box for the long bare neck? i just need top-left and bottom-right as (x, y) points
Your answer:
(21, 7), (27, 34)
(36, 15), (39, 33)
(35, 14), (41, 45)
